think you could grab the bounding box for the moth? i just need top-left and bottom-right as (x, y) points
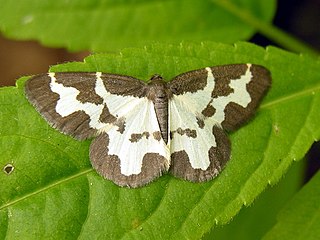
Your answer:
(25, 64), (271, 188)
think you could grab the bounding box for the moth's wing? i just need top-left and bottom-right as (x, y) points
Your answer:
(90, 98), (170, 188)
(167, 64), (271, 182)
(25, 72), (147, 140)
(25, 72), (170, 187)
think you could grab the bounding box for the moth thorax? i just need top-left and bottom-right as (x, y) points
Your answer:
(147, 75), (169, 100)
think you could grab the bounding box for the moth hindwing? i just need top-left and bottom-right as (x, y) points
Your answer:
(25, 64), (271, 188)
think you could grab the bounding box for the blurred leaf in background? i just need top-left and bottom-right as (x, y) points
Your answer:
(0, 0), (275, 51)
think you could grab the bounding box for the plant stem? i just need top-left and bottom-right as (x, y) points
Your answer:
(213, 0), (319, 56)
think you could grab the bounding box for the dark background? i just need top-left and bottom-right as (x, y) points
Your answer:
(252, 0), (320, 50)
(0, 0), (319, 181)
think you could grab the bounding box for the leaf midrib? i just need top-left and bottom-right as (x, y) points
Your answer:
(0, 168), (93, 210)
(262, 83), (320, 109)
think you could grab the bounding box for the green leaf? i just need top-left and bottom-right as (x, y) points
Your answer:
(1, 41), (320, 239)
(0, 0), (275, 51)
(263, 170), (320, 240)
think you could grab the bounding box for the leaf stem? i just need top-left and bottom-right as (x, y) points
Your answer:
(213, 0), (319, 56)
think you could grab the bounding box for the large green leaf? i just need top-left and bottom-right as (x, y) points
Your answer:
(263, 170), (320, 240)
(0, 0), (275, 51)
(1, 42), (320, 239)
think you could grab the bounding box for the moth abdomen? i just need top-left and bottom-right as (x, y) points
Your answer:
(153, 97), (169, 144)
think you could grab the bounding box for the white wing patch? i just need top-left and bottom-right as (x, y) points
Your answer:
(169, 68), (217, 170)
(107, 99), (170, 175)
(170, 98), (216, 170)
